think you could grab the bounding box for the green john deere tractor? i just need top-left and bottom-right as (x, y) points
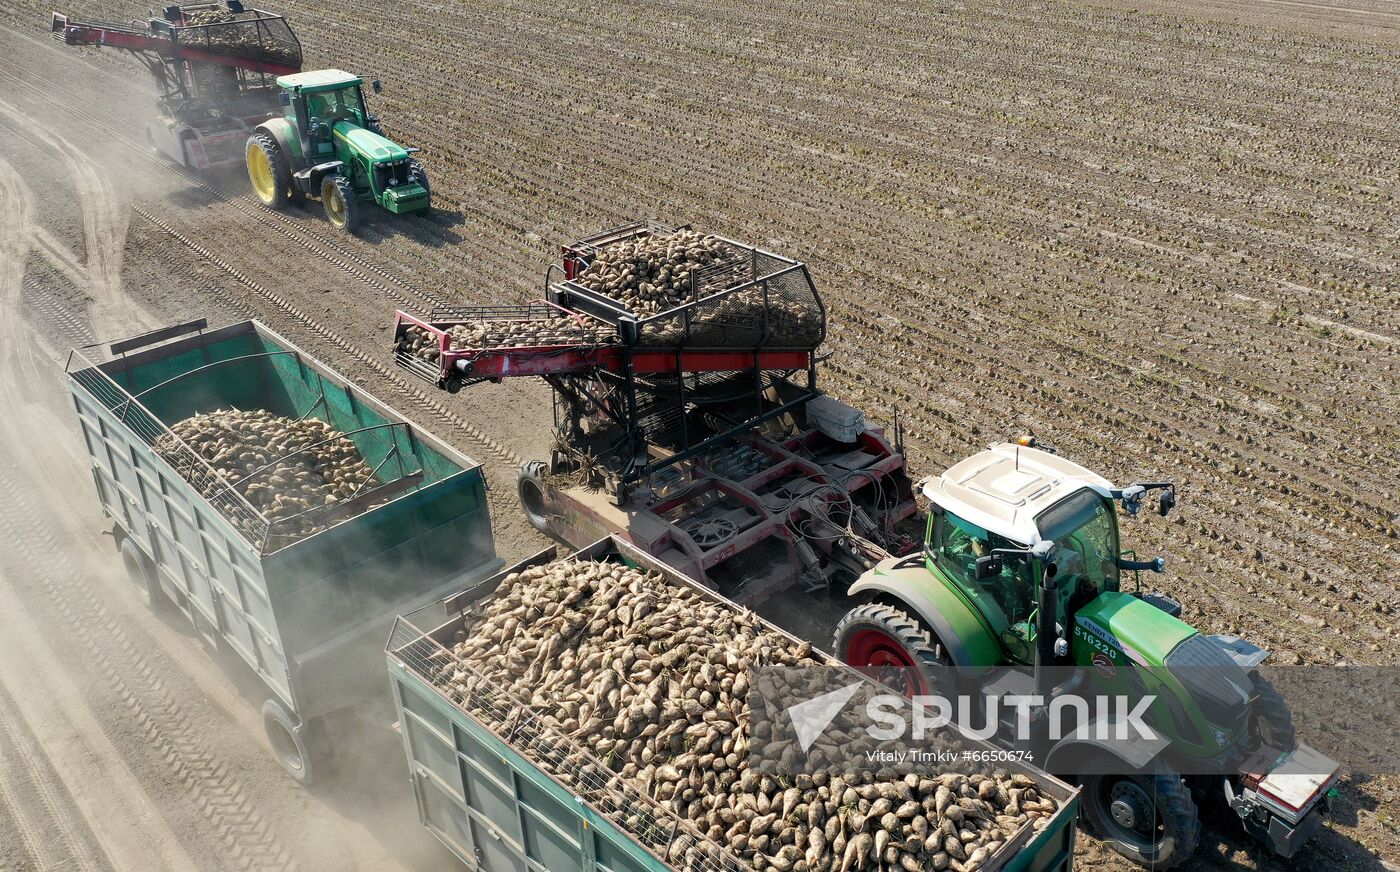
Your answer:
(245, 69), (429, 232)
(835, 439), (1339, 868)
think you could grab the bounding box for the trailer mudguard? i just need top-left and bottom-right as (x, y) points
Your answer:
(849, 561), (1003, 669)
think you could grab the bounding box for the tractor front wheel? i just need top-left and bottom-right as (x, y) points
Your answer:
(246, 134), (291, 208)
(1081, 771), (1200, 869)
(407, 158), (431, 208)
(321, 175), (360, 233)
(833, 603), (947, 698)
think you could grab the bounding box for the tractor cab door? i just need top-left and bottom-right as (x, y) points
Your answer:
(930, 512), (1038, 664)
(302, 93), (339, 159)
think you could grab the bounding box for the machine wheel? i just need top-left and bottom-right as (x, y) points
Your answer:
(245, 134), (291, 208)
(1081, 772), (1200, 869)
(321, 175), (359, 232)
(119, 536), (167, 612)
(407, 158), (431, 206)
(262, 699), (317, 786)
(517, 460), (552, 536)
(1249, 675), (1297, 752)
(834, 603), (947, 698)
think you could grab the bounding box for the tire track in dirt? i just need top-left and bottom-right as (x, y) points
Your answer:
(0, 98), (127, 313)
(0, 684), (113, 872)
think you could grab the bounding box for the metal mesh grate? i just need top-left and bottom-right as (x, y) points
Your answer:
(69, 352), (272, 545)
(387, 615), (747, 872)
(67, 349), (422, 554)
(170, 11), (301, 68)
(554, 230), (825, 352)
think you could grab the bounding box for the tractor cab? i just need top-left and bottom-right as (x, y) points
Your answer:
(275, 69), (368, 159)
(922, 441), (1139, 664)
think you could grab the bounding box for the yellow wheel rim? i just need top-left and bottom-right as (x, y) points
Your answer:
(247, 143), (276, 205)
(323, 180), (347, 228)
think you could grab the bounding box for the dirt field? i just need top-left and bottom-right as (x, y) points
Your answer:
(0, 0), (1396, 868)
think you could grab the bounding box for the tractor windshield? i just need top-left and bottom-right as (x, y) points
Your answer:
(1036, 488), (1120, 606)
(304, 85), (366, 126)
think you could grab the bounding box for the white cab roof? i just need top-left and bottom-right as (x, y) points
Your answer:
(920, 442), (1115, 543)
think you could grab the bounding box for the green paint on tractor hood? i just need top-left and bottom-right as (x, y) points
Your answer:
(276, 68), (362, 92)
(1074, 591), (1196, 668)
(332, 123), (408, 162)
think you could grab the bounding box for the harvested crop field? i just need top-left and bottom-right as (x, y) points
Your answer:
(0, 0), (1396, 868)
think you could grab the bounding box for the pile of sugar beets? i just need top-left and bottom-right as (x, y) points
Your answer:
(180, 8), (301, 66)
(429, 558), (1057, 872)
(157, 408), (379, 538)
(400, 316), (616, 363)
(573, 230), (821, 348)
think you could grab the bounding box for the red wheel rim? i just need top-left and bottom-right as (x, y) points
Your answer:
(845, 628), (929, 697)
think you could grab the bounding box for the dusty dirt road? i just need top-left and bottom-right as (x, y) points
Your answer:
(0, 0), (1396, 869)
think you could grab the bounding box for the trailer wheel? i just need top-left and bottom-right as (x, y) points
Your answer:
(321, 175), (360, 233)
(262, 699), (317, 786)
(246, 134), (291, 208)
(119, 537), (167, 612)
(518, 461), (552, 536)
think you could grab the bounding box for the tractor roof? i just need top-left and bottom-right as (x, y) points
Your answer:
(276, 69), (361, 92)
(921, 442), (1115, 543)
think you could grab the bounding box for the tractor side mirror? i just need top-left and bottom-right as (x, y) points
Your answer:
(372, 79), (383, 94)
(278, 93), (290, 107)
(1157, 488), (1176, 517)
(974, 555), (1002, 580)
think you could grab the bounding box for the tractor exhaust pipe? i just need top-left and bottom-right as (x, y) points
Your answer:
(1032, 561), (1059, 761)
(1035, 563), (1058, 697)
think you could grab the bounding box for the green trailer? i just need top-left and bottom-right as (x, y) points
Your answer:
(386, 536), (1080, 872)
(67, 318), (498, 784)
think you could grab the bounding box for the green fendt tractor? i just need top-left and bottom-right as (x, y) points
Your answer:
(245, 69), (429, 232)
(835, 439), (1340, 868)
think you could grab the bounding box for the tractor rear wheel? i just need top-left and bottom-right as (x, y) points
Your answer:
(407, 158), (431, 207)
(1249, 675), (1297, 752)
(833, 603), (947, 698)
(246, 134), (291, 208)
(321, 175), (360, 233)
(1081, 771), (1200, 869)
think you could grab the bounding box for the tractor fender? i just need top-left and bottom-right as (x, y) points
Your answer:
(254, 117), (303, 164)
(1043, 717), (1171, 773)
(849, 563), (1002, 670)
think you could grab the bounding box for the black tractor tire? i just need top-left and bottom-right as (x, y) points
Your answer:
(517, 460), (552, 536)
(119, 536), (167, 612)
(407, 157), (431, 206)
(262, 699), (318, 786)
(833, 602), (948, 698)
(1249, 674), (1297, 752)
(1081, 771), (1200, 869)
(246, 133), (292, 208)
(321, 174), (360, 233)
